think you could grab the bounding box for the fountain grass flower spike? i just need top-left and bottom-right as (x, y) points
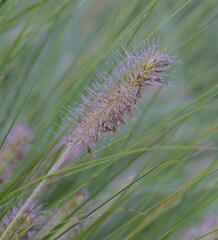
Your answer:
(0, 40), (178, 240)
(64, 40), (177, 152)
(0, 126), (31, 183)
(0, 203), (42, 239)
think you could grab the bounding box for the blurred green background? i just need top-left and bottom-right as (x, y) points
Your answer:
(0, 0), (217, 239)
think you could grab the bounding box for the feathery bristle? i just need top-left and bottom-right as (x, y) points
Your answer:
(0, 203), (42, 239)
(64, 40), (178, 152)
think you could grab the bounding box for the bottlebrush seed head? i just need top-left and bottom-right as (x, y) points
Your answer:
(64, 40), (178, 152)
(0, 203), (42, 239)
(0, 126), (31, 183)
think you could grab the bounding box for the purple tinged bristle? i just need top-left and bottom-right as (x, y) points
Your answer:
(64, 40), (177, 152)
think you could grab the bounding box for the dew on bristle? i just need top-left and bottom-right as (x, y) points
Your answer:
(64, 40), (178, 152)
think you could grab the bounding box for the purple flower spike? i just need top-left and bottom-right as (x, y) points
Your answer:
(0, 126), (31, 183)
(0, 203), (42, 239)
(64, 40), (177, 152)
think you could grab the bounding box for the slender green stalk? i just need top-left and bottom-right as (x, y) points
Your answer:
(0, 145), (73, 240)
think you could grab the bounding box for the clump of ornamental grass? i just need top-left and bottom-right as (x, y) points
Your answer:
(64, 40), (177, 152)
(0, 203), (42, 239)
(1, 40), (178, 239)
(0, 126), (31, 183)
